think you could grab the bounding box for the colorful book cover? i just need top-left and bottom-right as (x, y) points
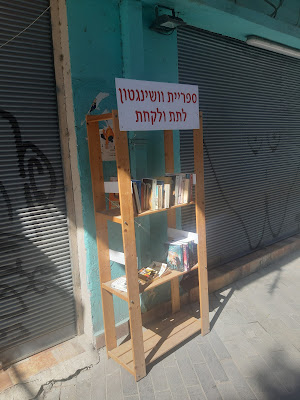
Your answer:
(189, 174), (193, 202)
(175, 175), (180, 205)
(182, 243), (189, 271)
(188, 240), (194, 267)
(142, 179), (155, 210)
(132, 182), (141, 213)
(131, 179), (142, 202)
(193, 242), (198, 265)
(167, 243), (184, 271)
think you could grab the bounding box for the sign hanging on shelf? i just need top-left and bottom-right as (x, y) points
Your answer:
(115, 78), (199, 131)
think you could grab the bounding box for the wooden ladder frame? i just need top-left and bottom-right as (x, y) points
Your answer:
(86, 110), (209, 381)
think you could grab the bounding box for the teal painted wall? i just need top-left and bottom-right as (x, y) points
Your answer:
(66, 0), (300, 336)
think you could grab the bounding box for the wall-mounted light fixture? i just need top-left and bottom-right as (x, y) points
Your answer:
(247, 36), (300, 59)
(150, 5), (186, 35)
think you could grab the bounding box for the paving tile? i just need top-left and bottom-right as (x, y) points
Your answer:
(198, 342), (228, 382)
(217, 382), (239, 400)
(193, 362), (222, 400)
(105, 356), (120, 375)
(164, 365), (190, 400)
(60, 384), (76, 400)
(137, 373), (155, 400)
(220, 359), (257, 400)
(154, 390), (173, 400)
(150, 362), (169, 392)
(162, 353), (177, 367)
(107, 370), (123, 400)
(76, 374), (91, 400)
(214, 320), (241, 342)
(185, 339), (205, 364)
(164, 365), (184, 388)
(168, 384), (190, 400)
(246, 374), (288, 400)
(0, 371), (13, 392)
(207, 329), (231, 360)
(125, 396), (140, 400)
(175, 347), (199, 386)
(229, 354), (269, 378)
(90, 360), (106, 400)
(241, 321), (281, 353)
(186, 384), (206, 400)
(222, 308), (248, 326)
(260, 318), (300, 351)
(223, 334), (258, 359)
(121, 367), (138, 396)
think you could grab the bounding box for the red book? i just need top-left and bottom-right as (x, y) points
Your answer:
(183, 243), (189, 271)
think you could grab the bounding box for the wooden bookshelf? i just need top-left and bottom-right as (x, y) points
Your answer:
(86, 110), (210, 381)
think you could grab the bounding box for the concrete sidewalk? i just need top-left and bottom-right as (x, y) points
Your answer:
(2, 249), (300, 400)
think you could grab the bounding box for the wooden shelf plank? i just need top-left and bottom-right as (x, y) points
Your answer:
(109, 311), (201, 373)
(97, 201), (195, 224)
(86, 113), (113, 122)
(97, 208), (123, 224)
(139, 264), (198, 292)
(102, 264), (198, 300)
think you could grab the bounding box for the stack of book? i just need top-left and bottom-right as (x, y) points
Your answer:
(138, 262), (170, 283)
(111, 262), (171, 293)
(132, 173), (193, 214)
(166, 237), (197, 272)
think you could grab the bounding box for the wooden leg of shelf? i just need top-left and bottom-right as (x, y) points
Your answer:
(113, 111), (146, 381)
(171, 278), (180, 314)
(96, 216), (117, 352)
(101, 290), (117, 353)
(87, 119), (117, 352)
(193, 113), (210, 336)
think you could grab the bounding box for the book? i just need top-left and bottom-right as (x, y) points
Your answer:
(174, 175), (180, 205)
(141, 182), (145, 211)
(170, 176), (176, 206)
(145, 182), (152, 210)
(188, 240), (195, 267)
(166, 236), (196, 271)
(132, 179), (142, 202)
(142, 178), (157, 210)
(164, 183), (170, 208)
(183, 177), (190, 203)
(157, 183), (163, 209)
(189, 173), (193, 202)
(142, 179), (153, 210)
(138, 262), (170, 282)
(178, 175), (183, 204)
(133, 182), (142, 214)
(182, 242), (189, 271)
(167, 240), (184, 271)
(111, 277), (127, 292)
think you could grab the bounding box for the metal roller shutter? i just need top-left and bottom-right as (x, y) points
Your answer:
(178, 26), (300, 269)
(0, 1), (76, 364)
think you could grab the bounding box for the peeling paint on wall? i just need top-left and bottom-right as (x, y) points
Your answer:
(81, 91), (110, 126)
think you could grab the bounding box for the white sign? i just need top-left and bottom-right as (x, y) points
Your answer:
(115, 78), (199, 131)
